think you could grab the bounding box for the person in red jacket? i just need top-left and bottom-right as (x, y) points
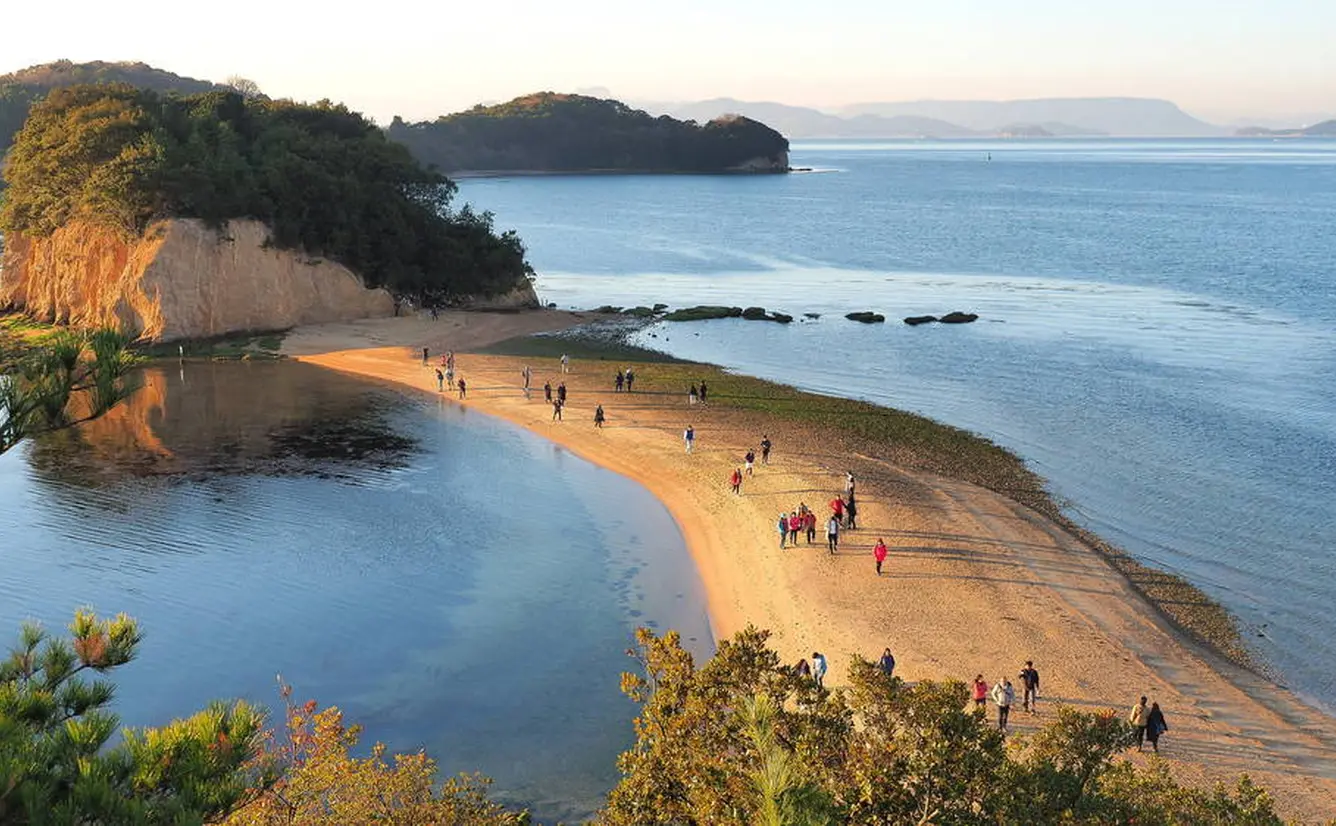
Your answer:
(873, 538), (888, 575)
(829, 496), (845, 524)
(730, 468), (742, 494)
(804, 510), (817, 544)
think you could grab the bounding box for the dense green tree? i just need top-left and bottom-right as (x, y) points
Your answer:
(387, 93), (790, 174)
(1, 85), (533, 304)
(0, 611), (272, 824)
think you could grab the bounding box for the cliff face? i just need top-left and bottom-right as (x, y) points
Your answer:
(0, 219), (395, 340)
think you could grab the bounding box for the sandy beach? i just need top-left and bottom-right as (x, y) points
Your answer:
(285, 312), (1336, 821)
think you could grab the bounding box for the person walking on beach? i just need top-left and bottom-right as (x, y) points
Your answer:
(760, 435), (772, 464)
(730, 468), (742, 494)
(777, 513), (789, 549)
(422, 347), (429, 367)
(794, 658), (811, 679)
(594, 404), (605, 428)
(744, 450), (755, 476)
(879, 648), (896, 677)
(788, 512), (800, 546)
(684, 425), (695, 453)
(873, 538), (888, 575)
(435, 368), (444, 393)
(826, 515), (840, 553)
(557, 383), (567, 404)
(699, 381), (708, 404)
(1019, 661), (1040, 713)
(615, 371), (624, 392)
(845, 494), (858, 530)
(552, 399), (563, 421)
(522, 365), (532, 390)
(447, 351), (455, 372)
(1129, 696), (1151, 751)
(804, 509), (817, 544)
(457, 377), (466, 399)
(625, 368), (635, 392)
(544, 381), (553, 403)
(688, 384), (699, 405)
(811, 652), (828, 689)
(829, 496), (845, 526)
(445, 366), (455, 390)
(845, 471), (856, 496)
(972, 675), (989, 711)
(991, 677), (1015, 732)
(561, 353), (570, 373)
(1146, 702), (1169, 753)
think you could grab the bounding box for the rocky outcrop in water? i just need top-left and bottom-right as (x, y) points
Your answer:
(846, 311), (886, 323)
(0, 219), (396, 341)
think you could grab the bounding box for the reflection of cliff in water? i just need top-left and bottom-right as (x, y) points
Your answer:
(27, 360), (418, 485)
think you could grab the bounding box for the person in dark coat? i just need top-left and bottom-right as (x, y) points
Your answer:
(1146, 702), (1169, 753)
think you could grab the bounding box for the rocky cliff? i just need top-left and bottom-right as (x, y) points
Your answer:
(0, 219), (396, 341)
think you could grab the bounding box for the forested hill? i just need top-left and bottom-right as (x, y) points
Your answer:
(387, 93), (790, 174)
(0, 85), (533, 302)
(0, 61), (221, 159)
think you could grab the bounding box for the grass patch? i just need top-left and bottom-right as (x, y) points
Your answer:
(133, 330), (288, 361)
(477, 332), (688, 364)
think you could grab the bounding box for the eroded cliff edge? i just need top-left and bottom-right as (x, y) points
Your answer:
(1, 219), (399, 341)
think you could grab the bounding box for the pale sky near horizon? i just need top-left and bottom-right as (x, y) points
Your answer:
(5, 0), (1333, 125)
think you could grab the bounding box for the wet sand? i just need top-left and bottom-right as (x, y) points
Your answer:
(284, 312), (1336, 821)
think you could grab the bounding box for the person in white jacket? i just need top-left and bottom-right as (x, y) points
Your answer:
(990, 677), (1016, 732)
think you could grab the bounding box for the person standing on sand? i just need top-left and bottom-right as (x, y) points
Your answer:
(777, 513), (789, 549)
(522, 365), (532, 390)
(829, 496), (845, 526)
(826, 515), (840, 553)
(730, 468), (742, 494)
(422, 347), (429, 367)
(788, 512), (800, 546)
(991, 678), (1015, 732)
(1129, 696), (1151, 751)
(688, 385), (699, 405)
(558, 383), (567, 404)
(447, 351), (455, 372)
(445, 366), (455, 390)
(594, 405), (605, 428)
(561, 354), (570, 373)
(744, 450), (755, 476)
(615, 371), (624, 392)
(761, 435), (772, 464)
(552, 399), (563, 421)
(684, 425), (695, 453)
(1146, 702), (1169, 753)
(804, 509), (817, 544)
(845, 471), (856, 496)
(457, 377), (466, 399)
(544, 381), (553, 403)
(972, 676), (989, 710)
(625, 368), (635, 392)
(1019, 661), (1040, 713)
(873, 538), (888, 575)
(435, 368), (444, 393)
(811, 652), (828, 689)
(699, 381), (708, 404)
(794, 658), (811, 679)
(879, 648), (896, 677)
(845, 494), (858, 530)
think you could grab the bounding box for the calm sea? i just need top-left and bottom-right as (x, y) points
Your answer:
(0, 361), (711, 822)
(458, 139), (1336, 712)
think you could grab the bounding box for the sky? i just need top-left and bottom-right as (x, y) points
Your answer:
(4, 0), (1333, 125)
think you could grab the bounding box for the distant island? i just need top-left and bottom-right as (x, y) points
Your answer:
(1235, 119), (1336, 137)
(387, 93), (790, 174)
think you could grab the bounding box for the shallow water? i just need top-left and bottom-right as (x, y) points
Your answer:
(0, 360), (712, 822)
(458, 138), (1336, 712)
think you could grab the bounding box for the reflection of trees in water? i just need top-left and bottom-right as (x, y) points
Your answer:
(26, 360), (418, 487)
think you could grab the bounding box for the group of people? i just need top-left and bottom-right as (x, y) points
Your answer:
(432, 350), (458, 394)
(612, 367), (637, 392)
(971, 663), (1041, 732)
(688, 381), (709, 405)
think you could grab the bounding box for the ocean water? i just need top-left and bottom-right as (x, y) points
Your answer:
(0, 361), (711, 822)
(457, 139), (1336, 711)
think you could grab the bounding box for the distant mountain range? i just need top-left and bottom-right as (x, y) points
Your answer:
(650, 96), (1224, 138)
(1235, 119), (1336, 138)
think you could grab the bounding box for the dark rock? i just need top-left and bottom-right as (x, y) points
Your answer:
(741, 306), (770, 320)
(845, 311), (886, 324)
(652, 303), (669, 312)
(803, 312), (821, 319)
(903, 315), (937, 326)
(623, 306), (658, 318)
(662, 305), (744, 322)
(593, 305), (623, 314)
(770, 313), (793, 323)
(939, 311), (979, 324)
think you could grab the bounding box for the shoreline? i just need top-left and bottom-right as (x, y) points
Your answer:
(284, 311), (1336, 819)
